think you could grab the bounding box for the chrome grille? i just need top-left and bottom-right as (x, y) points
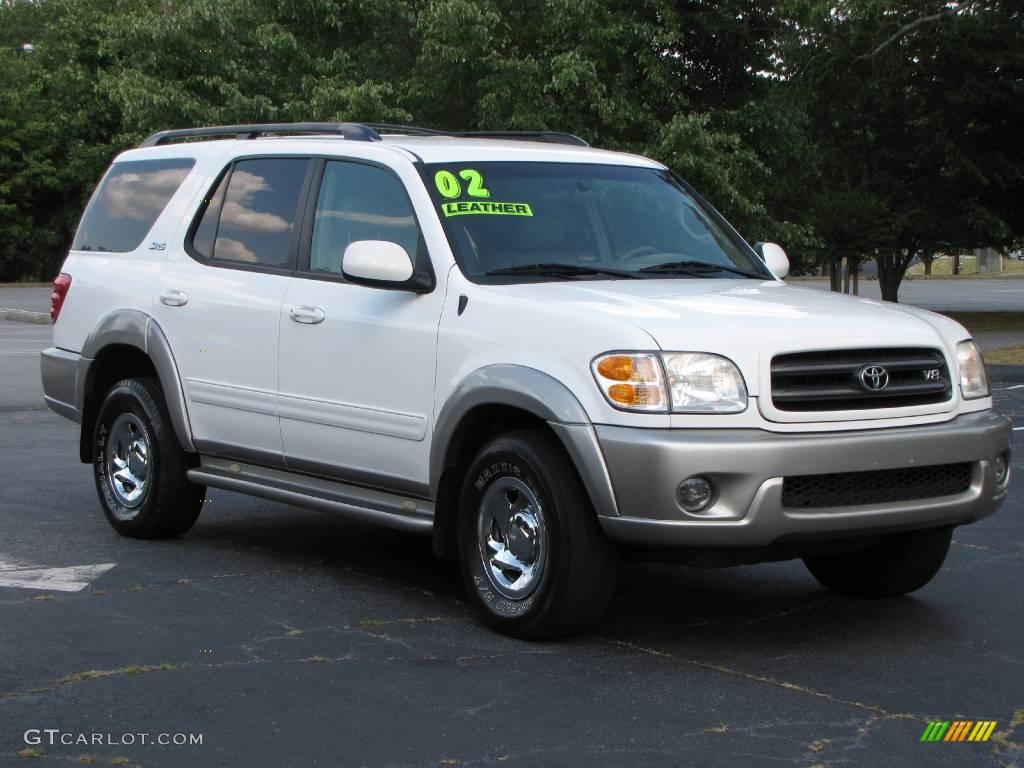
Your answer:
(781, 462), (972, 509)
(771, 348), (952, 412)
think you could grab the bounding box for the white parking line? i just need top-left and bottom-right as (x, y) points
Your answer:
(0, 557), (115, 592)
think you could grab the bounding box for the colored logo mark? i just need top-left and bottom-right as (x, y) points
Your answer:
(920, 720), (997, 742)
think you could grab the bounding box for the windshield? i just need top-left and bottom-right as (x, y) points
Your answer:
(423, 162), (771, 282)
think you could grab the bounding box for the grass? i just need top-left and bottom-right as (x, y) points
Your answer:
(906, 255), (1024, 278)
(939, 312), (1024, 332)
(983, 346), (1024, 365)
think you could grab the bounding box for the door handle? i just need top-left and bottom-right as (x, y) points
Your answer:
(159, 289), (189, 307)
(289, 305), (326, 324)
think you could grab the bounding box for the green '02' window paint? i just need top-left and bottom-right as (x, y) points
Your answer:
(433, 169), (491, 200)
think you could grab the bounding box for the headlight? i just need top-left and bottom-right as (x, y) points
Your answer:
(956, 340), (989, 399)
(591, 352), (748, 413)
(591, 353), (667, 411)
(662, 352), (748, 413)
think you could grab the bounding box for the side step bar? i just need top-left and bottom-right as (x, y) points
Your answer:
(187, 457), (434, 534)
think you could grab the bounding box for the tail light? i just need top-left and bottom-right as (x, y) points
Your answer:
(51, 273), (72, 323)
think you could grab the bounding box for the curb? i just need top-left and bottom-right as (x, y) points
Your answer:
(1, 307), (50, 325)
(989, 364), (1024, 384)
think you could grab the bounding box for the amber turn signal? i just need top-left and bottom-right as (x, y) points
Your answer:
(596, 355), (635, 381)
(608, 383), (637, 404)
(607, 383), (663, 407)
(591, 353), (667, 412)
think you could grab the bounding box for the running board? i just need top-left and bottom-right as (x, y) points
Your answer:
(187, 457), (434, 534)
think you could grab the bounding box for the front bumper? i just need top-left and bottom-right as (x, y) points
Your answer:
(596, 411), (1011, 548)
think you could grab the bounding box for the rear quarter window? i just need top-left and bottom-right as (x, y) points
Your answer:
(72, 158), (195, 252)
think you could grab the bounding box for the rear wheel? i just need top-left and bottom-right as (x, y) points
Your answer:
(458, 429), (618, 639)
(803, 527), (953, 598)
(93, 378), (204, 538)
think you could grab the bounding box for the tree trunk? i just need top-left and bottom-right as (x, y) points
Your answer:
(876, 250), (901, 303)
(842, 258), (851, 293)
(952, 253), (960, 276)
(876, 250), (911, 302)
(922, 253), (933, 275)
(829, 260), (841, 292)
(853, 266), (859, 295)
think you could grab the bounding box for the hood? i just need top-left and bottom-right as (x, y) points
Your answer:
(481, 279), (966, 395)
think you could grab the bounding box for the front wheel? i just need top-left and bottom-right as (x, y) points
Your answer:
(93, 378), (204, 539)
(457, 429), (619, 639)
(803, 526), (953, 598)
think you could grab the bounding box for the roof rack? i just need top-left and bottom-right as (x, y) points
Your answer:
(364, 124), (589, 147)
(138, 122), (382, 147)
(137, 122), (589, 148)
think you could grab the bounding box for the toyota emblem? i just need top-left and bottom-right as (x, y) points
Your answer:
(859, 365), (890, 392)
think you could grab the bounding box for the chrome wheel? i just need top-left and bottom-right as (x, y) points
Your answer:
(477, 477), (548, 599)
(105, 413), (151, 515)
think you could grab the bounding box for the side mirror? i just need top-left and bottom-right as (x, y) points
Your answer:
(754, 242), (790, 279)
(342, 240), (419, 290)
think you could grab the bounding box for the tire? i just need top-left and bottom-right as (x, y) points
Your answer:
(803, 526), (953, 598)
(457, 429), (619, 639)
(93, 377), (204, 539)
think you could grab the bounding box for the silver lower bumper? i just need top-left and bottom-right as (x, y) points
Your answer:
(40, 347), (82, 423)
(595, 411), (1011, 547)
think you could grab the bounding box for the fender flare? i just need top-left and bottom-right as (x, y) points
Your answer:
(79, 309), (196, 454)
(430, 365), (619, 518)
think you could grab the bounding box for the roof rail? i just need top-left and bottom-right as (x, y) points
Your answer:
(361, 123), (449, 137)
(137, 121), (590, 149)
(459, 131), (589, 147)
(363, 124), (589, 147)
(137, 122), (382, 148)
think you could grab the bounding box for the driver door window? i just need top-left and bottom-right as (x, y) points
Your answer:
(309, 161), (420, 275)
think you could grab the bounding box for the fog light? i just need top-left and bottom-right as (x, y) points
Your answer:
(993, 453), (1010, 486)
(677, 476), (715, 513)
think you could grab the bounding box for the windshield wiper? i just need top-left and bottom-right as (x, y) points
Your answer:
(638, 260), (765, 279)
(485, 263), (639, 279)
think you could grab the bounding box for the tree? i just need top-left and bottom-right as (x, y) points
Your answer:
(0, 0), (1019, 287)
(0, 0), (810, 282)
(787, 0), (1024, 301)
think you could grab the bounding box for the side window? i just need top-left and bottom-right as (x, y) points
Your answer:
(191, 158), (307, 268)
(309, 161), (419, 275)
(190, 168), (228, 260)
(73, 158), (194, 252)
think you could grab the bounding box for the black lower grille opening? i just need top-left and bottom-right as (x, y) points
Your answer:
(782, 462), (973, 509)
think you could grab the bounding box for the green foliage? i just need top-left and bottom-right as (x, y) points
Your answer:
(784, 0), (1023, 296)
(0, 0), (1020, 294)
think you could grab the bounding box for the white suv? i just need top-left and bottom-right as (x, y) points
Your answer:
(41, 122), (1011, 638)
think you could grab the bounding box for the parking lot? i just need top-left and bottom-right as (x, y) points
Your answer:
(1, 311), (1022, 767)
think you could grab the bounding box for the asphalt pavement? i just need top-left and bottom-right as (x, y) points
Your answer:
(0, 285), (50, 316)
(0, 314), (1022, 767)
(0, 321), (52, 413)
(793, 278), (1024, 311)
